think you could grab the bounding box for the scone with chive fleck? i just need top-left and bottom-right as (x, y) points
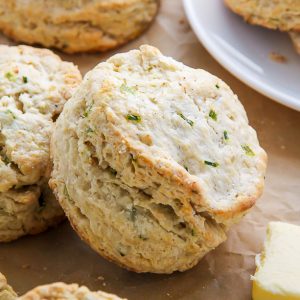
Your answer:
(0, 273), (125, 300)
(50, 45), (267, 273)
(0, 0), (159, 54)
(0, 45), (82, 242)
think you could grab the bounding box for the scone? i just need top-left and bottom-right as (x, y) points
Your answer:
(0, 274), (124, 300)
(290, 32), (300, 54)
(50, 45), (267, 273)
(0, 273), (16, 300)
(19, 282), (125, 300)
(225, 0), (300, 31)
(0, 0), (159, 54)
(0, 45), (82, 242)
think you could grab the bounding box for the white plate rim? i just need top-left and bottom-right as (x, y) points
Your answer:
(183, 0), (300, 111)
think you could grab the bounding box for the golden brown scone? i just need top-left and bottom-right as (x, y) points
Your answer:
(0, 0), (159, 54)
(50, 45), (267, 273)
(225, 0), (300, 32)
(0, 45), (82, 242)
(0, 273), (17, 300)
(19, 282), (125, 300)
(289, 31), (300, 54)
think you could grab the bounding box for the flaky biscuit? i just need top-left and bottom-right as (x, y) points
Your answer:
(0, 0), (159, 54)
(0, 45), (81, 242)
(50, 45), (267, 273)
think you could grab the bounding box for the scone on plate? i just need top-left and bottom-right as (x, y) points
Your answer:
(0, 0), (159, 54)
(50, 45), (267, 273)
(289, 32), (300, 54)
(0, 274), (124, 300)
(0, 45), (82, 242)
(225, 0), (300, 31)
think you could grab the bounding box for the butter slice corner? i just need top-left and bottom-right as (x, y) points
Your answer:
(252, 221), (300, 300)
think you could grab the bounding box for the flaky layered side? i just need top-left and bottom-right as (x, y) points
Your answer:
(0, 45), (82, 242)
(51, 45), (267, 273)
(0, 0), (159, 54)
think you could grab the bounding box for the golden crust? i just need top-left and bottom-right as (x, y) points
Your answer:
(0, 0), (159, 54)
(0, 273), (17, 300)
(290, 31), (300, 54)
(225, 0), (300, 32)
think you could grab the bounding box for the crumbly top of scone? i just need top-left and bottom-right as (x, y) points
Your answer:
(70, 45), (266, 214)
(19, 282), (125, 300)
(0, 45), (81, 192)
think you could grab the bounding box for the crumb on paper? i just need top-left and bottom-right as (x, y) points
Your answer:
(269, 51), (287, 63)
(21, 264), (30, 269)
(42, 267), (48, 271)
(179, 18), (185, 25)
(102, 282), (107, 287)
(166, 292), (171, 297)
(280, 145), (286, 150)
(97, 276), (104, 281)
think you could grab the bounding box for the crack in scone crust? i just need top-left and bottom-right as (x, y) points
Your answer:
(0, 45), (81, 242)
(50, 45), (267, 273)
(0, 0), (159, 54)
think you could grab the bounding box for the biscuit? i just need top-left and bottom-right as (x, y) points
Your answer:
(0, 273), (16, 300)
(20, 282), (125, 300)
(0, 45), (82, 242)
(0, 274), (124, 300)
(289, 32), (300, 54)
(0, 0), (159, 54)
(225, 0), (300, 32)
(50, 45), (267, 273)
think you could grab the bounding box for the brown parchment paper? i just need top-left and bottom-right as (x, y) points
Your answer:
(0, 1), (300, 299)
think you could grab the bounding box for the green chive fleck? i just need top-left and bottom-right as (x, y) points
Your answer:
(130, 207), (137, 222)
(215, 84), (220, 89)
(86, 127), (94, 134)
(126, 114), (141, 123)
(178, 113), (194, 127)
(184, 165), (189, 171)
(204, 160), (219, 168)
(5, 72), (16, 82)
(1, 154), (10, 165)
(82, 103), (93, 118)
(223, 130), (229, 141)
(120, 83), (135, 94)
(5, 109), (16, 119)
(22, 76), (28, 84)
(242, 145), (255, 157)
(209, 110), (217, 121)
(191, 229), (195, 236)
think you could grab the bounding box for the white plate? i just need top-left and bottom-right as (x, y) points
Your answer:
(183, 0), (300, 111)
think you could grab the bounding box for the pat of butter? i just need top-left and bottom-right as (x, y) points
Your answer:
(252, 222), (300, 300)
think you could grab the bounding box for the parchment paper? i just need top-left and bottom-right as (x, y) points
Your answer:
(0, 1), (300, 299)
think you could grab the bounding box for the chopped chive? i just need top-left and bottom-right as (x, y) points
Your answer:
(86, 127), (95, 134)
(191, 229), (195, 236)
(204, 160), (219, 167)
(130, 207), (137, 222)
(5, 109), (16, 119)
(82, 102), (93, 118)
(126, 114), (141, 123)
(223, 130), (229, 141)
(215, 84), (220, 89)
(242, 145), (255, 156)
(5, 72), (16, 82)
(184, 165), (189, 171)
(209, 109), (217, 121)
(120, 83), (135, 94)
(178, 113), (194, 127)
(22, 76), (28, 83)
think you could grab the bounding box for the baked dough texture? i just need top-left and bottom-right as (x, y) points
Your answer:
(0, 45), (82, 242)
(50, 45), (267, 273)
(225, 0), (300, 32)
(19, 282), (125, 300)
(0, 0), (159, 54)
(0, 273), (17, 300)
(0, 275), (124, 300)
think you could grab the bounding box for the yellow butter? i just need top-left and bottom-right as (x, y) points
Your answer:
(252, 222), (300, 300)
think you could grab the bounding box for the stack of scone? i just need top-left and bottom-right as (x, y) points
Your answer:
(0, 45), (81, 242)
(225, 0), (300, 55)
